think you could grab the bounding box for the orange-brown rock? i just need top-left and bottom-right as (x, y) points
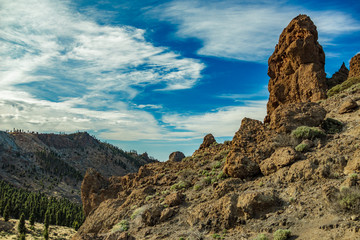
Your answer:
(349, 53), (360, 78)
(260, 147), (299, 176)
(223, 118), (275, 178)
(338, 97), (358, 114)
(269, 102), (327, 133)
(265, 14), (327, 123)
(81, 168), (114, 217)
(327, 63), (349, 89)
(199, 133), (216, 149)
(168, 151), (185, 162)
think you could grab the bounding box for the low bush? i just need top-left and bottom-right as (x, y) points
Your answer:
(335, 187), (360, 214)
(295, 143), (309, 152)
(273, 229), (291, 240)
(291, 126), (325, 140)
(321, 118), (343, 134)
(111, 220), (129, 232)
(170, 181), (189, 191)
(254, 233), (269, 240)
(327, 76), (360, 97)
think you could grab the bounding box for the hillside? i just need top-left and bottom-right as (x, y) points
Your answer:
(0, 131), (156, 202)
(73, 15), (360, 240)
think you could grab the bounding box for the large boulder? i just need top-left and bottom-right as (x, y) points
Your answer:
(224, 118), (274, 178)
(223, 151), (260, 179)
(199, 133), (216, 149)
(260, 147), (299, 176)
(269, 102), (327, 133)
(265, 15), (327, 122)
(349, 53), (360, 78)
(168, 151), (185, 162)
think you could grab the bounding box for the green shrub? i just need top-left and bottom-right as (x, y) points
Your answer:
(170, 181), (189, 191)
(203, 176), (212, 185)
(145, 195), (153, 201)
(111, 220), (129, 232)
(321, 118), (343, 134)
(212, 161), (222, 170)
(327, 76), (360, 97)
(295, 143), (309, 152)
(254, 233), (269, 240)
(291, 126), (325, 140)
(350, 173), (358, 181)
(273, 229), (291, 240)
(131, 206), (146, 220)
(193, 184), (202, 191)
(336, 187), (360, 213)
(216, 171), (228, 180)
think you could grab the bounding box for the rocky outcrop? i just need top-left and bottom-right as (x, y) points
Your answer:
(168, 151), (185, 162)
(81, 169), (114, 217)
(269, 102), (327, 133)
(260, 147), (299, 176)
(349, 53), (360, 78)
(223, 118), (275, 178)
(199, 134), (216, 149)
(327, 63), (349, 89)
(265, 14), (327, 122)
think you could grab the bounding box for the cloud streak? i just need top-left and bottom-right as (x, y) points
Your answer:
(0, 0), (206, 141)
(153, 0), (360, 62)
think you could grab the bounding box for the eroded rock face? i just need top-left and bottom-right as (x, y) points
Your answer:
(349, 54), (360, 78)
(81, 169), (112, 217)
(260, 147), (298, 176)
(327, 63), (349, 89)
(223, 118), (275, 178)
(269, 102), (327, 133)
(168, 151), (185, 162)
(199, 134), (216, 149)
(265, 14), (327, 122)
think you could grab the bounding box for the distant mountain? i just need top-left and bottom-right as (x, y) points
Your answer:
(0, 131), (156, 202)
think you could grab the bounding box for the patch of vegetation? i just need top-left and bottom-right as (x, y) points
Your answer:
(291, 126), (325, 140)
(335, 187), (360, 214)
(216, 171), (228, 180)
(203, 176), (212, 185)
(0, 180), (84, 229)
(145, 195), (153, 201)
(273, 229), (291, 240)
(111, 220), (129, 232)
(295, 143), (309, 152)
(35, 151), (83, 180)
(327, 76), (360, 97)
(131, 206), (146, 220)
(253, 233), (269, 240)
(321, 118), (343, 134)
(212, 161), (222, 170)
(350, 173), (358, 181)
(170, 181), (189, 191)
(193, 184), (202, 191)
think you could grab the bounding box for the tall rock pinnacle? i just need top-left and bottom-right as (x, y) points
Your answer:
(265, 15), (327, 123)
(349, 53), (360, 78)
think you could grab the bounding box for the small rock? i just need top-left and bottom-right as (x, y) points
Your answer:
(338, 97), (358, 114)
(163, 192), (184, 207)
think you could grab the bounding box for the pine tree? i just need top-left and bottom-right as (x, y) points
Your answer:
(44, 210), (50, 230)
(18, 213), (26, 234)
(4, 204), (10, 222)
(43, 227), (49, 240)
(19, 232), (26, 240)
(29, 211), (35, 226)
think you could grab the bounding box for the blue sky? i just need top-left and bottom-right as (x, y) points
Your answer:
(1, 0), (360, 161)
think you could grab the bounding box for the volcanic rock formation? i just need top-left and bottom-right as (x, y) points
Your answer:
(349, 53), (360, 78)
(327, 63), (349, 89)
(265, 14), (327, 122)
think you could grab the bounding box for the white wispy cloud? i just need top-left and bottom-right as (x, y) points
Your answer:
(162, 101), (267, 137)
(153, 0), (360, 62)
(0, 0), (205, 141)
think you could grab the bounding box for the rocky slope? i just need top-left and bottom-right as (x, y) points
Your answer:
(0, 131), (156, 202)
(73, 15), (360, 240)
